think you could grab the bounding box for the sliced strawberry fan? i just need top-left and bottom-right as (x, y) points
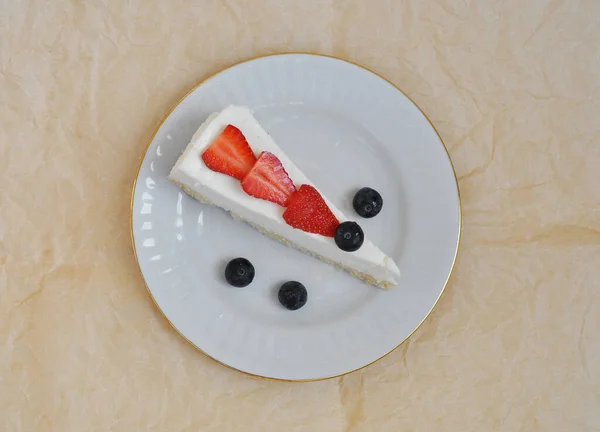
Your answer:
(201, 125), (339, 237)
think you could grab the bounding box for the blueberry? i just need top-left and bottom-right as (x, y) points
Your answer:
(334, 221), (364, 252)
(353, 187), (383, 218)
(278, 281), (308, 310)
(224, 258), (255, 287)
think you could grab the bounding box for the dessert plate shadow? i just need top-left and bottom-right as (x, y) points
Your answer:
(131, 53), (461, 381)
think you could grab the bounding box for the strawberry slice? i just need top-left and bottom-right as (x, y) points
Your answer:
(241, 152), (296, 206)
(283, 185), (340, 237)
(201, 125), (257, 180)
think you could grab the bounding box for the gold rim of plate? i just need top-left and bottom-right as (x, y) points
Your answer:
(129, 52), (463, 382)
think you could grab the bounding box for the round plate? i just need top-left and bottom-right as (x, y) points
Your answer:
(131, 53), (461, 381)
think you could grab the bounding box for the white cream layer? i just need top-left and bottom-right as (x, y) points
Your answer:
(168, 105), (400, 286)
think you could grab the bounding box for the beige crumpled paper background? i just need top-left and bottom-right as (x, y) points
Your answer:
(1, 0), (599, 430)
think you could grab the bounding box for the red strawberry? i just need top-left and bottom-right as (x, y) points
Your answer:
(241, 152), (296, 206)
(283, 185), (340, 237)
(201, 125), (257, 180)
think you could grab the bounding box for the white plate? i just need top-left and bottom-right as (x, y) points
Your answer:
(131, 54), (461, 381)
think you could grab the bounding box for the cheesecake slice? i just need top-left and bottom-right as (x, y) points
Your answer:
(168, 106), (400, 288)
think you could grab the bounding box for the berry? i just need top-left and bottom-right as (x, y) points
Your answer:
(282, 185), (340, 237)
(278, 281), (308, 310)
(241, 152), (296, 206)
(224, 258), (255, 287)
(334, 221), (364, 252)
(201, 125), (257, 180)
(353, 187), (383, 218)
